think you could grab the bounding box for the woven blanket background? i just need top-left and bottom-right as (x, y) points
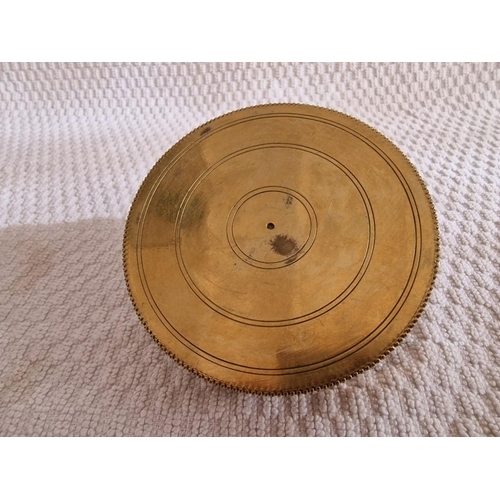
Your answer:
(0, 62), (498, 436)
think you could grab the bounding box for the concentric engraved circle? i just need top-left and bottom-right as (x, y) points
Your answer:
(174, 145), (375, 326)
(124, 104), (439, 394)
(227, 187), (317, 269)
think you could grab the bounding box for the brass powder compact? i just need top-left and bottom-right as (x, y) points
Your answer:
(123, 104), (439, 394)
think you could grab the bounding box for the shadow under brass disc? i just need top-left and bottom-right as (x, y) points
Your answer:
(123, 104), (439, 394)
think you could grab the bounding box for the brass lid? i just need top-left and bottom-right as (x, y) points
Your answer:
(123, 104), (439, 394)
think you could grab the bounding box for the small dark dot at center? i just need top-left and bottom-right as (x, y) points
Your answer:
(267, 222), (275, 230)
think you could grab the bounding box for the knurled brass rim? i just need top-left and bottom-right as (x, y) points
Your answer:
(123, 103), (440, 396)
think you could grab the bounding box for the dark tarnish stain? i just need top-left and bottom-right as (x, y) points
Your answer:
(285, 195), (293, 207)
(156, 191), (206, 228)
(200, 126), (211, 136)
(270, 234), (299, 256)
(181, 195), (206, 229)
(155, 191), (183, 223)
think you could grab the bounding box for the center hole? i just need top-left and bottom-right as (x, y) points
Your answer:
(267, 222), (275, 230)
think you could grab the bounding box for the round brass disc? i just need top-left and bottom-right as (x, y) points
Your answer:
(123, 104), (439, 394)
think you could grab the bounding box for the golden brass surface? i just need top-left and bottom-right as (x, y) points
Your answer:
(123, 104), (439, 394)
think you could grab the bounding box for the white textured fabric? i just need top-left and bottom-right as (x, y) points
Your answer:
(0, 62), (499, 436)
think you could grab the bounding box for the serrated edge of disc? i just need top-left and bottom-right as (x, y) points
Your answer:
(122, 103), (440, 396)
